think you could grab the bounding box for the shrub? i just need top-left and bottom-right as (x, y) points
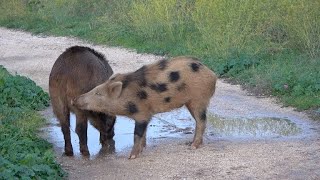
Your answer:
(0, 66), (65, 179)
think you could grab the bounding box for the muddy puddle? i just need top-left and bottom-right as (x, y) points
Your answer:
(207, 116), (301, 138)
(44, 107), (309, 159)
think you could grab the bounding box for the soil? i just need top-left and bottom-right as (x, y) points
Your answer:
(1, 27), (320, 180)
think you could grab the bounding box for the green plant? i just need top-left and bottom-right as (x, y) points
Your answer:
(0, 106), (66, 179)
(0, 66), (50, 111)
(0, 66), (65, 179)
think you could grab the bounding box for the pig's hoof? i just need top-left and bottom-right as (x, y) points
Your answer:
(101, 140), (115, 147)
(81, 150), (90, 156)
(191, 142), (202, 150)
(129, 155), (137, 159)
(129, 150), (140, 159)
(64, 151), (74, 156)
(191, 145), (197, 150)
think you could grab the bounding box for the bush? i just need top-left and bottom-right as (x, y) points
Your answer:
(0, 106), (65, 179)
(0, 66), (65, 179)
(0, 66), (50, 111)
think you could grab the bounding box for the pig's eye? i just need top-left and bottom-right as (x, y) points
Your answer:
(95, 92), (102, 96)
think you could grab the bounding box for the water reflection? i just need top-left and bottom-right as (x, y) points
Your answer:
(45, 107), (304, 158)
(45, 108), (194, 158)
(208, 116), (301, 138)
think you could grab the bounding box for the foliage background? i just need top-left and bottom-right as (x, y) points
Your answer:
(0, 0), (319, 110)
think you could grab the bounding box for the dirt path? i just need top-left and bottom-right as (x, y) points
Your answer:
(1, 27), (319, 180)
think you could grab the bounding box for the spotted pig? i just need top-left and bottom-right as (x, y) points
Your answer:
(72, 56), (217, 159)
(49, 46), (116, 156)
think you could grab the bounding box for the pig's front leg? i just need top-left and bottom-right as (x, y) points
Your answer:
(129, 121), (149, 159)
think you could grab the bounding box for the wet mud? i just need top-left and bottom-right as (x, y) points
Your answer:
(44, 106), (312, 159)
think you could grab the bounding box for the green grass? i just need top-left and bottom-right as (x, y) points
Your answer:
(0, 0), (319, 110)
(0, 66), (65, 179)
(234, 52), (320, 109)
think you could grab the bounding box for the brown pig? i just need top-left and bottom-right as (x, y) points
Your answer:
(73, 56), (217, 159)
(49, 46), (116, 156)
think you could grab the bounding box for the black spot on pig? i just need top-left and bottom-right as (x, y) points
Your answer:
(158, 59), (168, 70)
(164, 97), (171, 103)
(134, 121), (148, 137)
(122, 66), (147, 88)
(150, 83), (168, 93)
(190, 63), (200, 72)
(200, 110), (207, 121)
(137, 90), (148, 100)
(122, 78), (130, 89)
(169, 71), (180, 82)
(134, 66), (147, 87)
(126, 102), (139, 114)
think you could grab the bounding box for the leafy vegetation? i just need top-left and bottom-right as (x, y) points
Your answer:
(0, 0), (319, 110)
(0, 68), (50, 111)
(0, 66), (65, 179)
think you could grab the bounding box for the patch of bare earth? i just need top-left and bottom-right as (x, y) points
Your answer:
(1, 27), (319, 180)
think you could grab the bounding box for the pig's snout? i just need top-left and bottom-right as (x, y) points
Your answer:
(71, 96), (88, 110)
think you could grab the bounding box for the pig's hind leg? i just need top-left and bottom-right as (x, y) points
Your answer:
(90, 113), (116, 146)
(186, 100), (209, 149)
(75, 111), (90, 156)
(52, 98), (73, 156)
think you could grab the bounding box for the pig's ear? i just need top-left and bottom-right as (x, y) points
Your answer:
(109, 73), (120, 80)
(107, 82), (122, 98)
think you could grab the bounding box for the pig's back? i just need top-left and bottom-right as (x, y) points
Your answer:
(49, 46), (113, 108)
(143, 56), (217, 113)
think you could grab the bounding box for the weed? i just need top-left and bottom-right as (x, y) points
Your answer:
(0, 66), (49, 110)
(0, 66), (65, 179)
